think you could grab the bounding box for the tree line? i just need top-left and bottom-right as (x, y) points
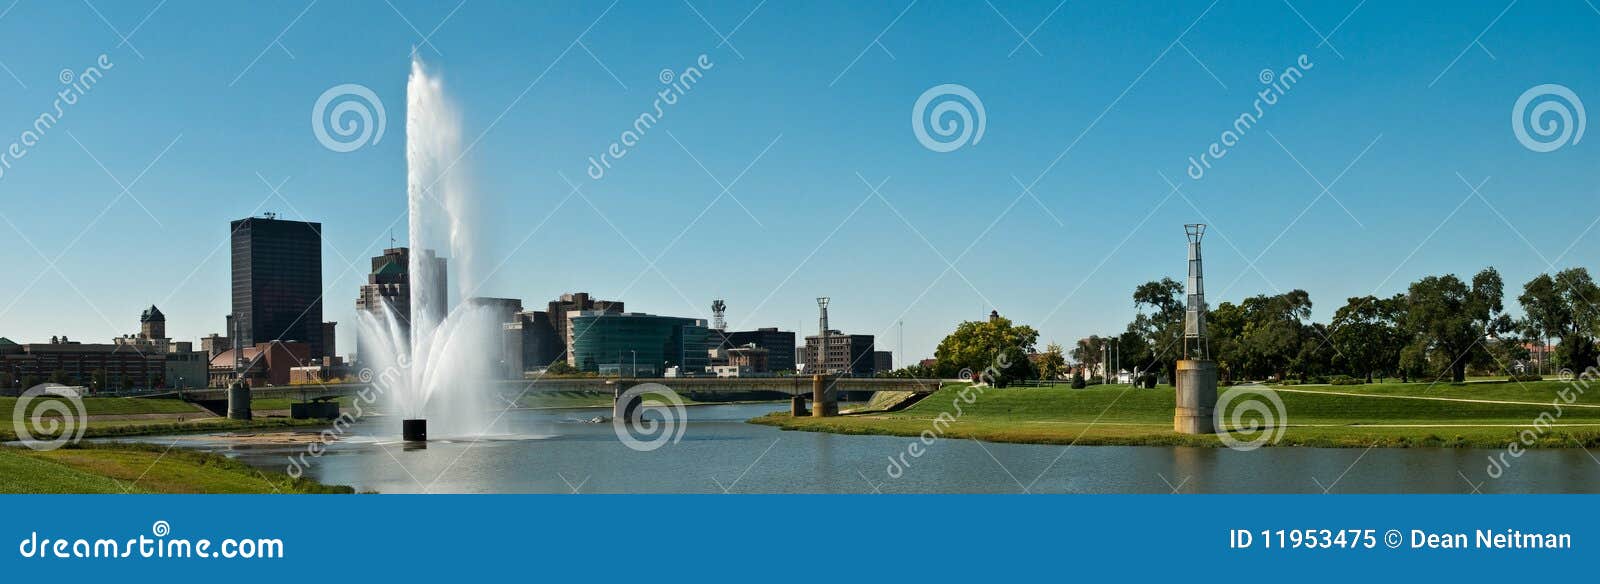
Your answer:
(888, 266), (1600, 387)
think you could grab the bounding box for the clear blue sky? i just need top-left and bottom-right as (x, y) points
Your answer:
(1, 1), (1597, 362)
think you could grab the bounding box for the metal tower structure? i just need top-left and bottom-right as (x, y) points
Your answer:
(1183, 223), (1209, 360)
(711, 299), (727, 331)
(816, 298), (830, 374)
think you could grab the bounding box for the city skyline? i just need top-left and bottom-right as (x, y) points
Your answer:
(2, 1), (1598, 363)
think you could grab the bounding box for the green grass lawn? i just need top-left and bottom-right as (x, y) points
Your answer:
(0, 415), (330, 442)
(750, 382), (1600, 449)
(1273, 379), (1600, 405)
(0, 396), (203, 416)
(0, 443), (354, 494)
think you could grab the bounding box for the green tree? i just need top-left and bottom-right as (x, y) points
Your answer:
(1404, 268), (1506, 383)
(1517, 268), (1600, 371)
(1238, 290), (1312, 380)
(876, 363), (934, 379)
(544, 361), (578, 375)
(1125, 278), (1184, 383)
(1331, 295), (1405, 382)
(1071, 335), (1106, 379)
(1207, 301), (1246, 382)
(1037, 343), (1067, 381)
(933, 315), (1039, 387)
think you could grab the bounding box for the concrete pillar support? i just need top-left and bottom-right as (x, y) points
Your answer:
(811, 375), (837, 417)
(790, 394), (810, 417)
(226, 382), (252, 421)
(1173, 359), (1217, 434)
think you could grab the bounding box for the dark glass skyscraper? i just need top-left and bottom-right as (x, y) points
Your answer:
(230, 215), (326, 358)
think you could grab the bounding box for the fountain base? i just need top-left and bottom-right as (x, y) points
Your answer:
(403, 419), (428, 442)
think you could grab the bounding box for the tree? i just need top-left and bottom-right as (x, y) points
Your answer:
(1517, 268), (1600, 371)
(876, 363), (934, 379)
(1236, 290), (1312, 380)
(1071, 336), (1106, 379)
(544, 361), (578, 376)
(1125, 278), (1185, 383)
(1208, 301), (1246, 382)
(933, 315), (1039, 387)
(1404, 268), (1506, 383)
(1037, 343), (1067, 381)
(1331, 295), (1405, 382)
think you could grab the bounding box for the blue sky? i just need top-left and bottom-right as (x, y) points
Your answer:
(0, 0), (1597, 362)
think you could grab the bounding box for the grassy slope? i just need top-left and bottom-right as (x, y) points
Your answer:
(0, 443), (354, 494)
(751, 382), (1600, 448)
(0, 396), (202, 415)
(0, 417), (330, 442)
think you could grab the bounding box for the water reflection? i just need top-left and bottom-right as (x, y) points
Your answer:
(114, 403), (1600, 494)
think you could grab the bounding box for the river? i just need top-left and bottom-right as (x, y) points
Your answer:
(126, 403), (1600, 493)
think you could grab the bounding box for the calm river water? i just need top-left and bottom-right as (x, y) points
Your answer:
(132, 403), (1600, 494)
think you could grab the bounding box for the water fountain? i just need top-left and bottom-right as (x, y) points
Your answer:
(356, 56), (497, 442)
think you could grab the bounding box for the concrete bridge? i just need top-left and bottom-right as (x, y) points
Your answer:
(147, 376), (947, 418)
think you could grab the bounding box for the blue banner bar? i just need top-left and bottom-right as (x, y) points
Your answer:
(1, 495), (1589, 580)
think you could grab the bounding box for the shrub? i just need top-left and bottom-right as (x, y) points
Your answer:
(1329, 375), (1365, 385)
(1305, 375), (1330, 384)
(1508, 374), (1543, 382)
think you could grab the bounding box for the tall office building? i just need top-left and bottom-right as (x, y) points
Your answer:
(355, 246), (448, 345)
(803, 331), (876, 377)
(230, 214), (329, 359)
(566, 311), (708, 376)
(723, 327), (796, 372)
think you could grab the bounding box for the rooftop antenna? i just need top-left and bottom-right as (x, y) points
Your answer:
(711, 299), (727, 331)
(816, 297), (830, 374)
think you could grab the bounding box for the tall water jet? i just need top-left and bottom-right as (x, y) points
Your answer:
(357, 56), (498, 441)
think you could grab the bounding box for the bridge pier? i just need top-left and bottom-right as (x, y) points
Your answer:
(811, 375), (837, 417)
(790, 394), (809, 416)
(1174, 359), (1217, 434)
(226, 381), (251, 421)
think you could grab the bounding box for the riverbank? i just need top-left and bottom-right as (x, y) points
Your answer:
(750, 381), (1600, 449)
(0, 442), (356, 494)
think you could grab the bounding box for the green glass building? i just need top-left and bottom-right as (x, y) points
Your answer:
(567, 311), (710, 375)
